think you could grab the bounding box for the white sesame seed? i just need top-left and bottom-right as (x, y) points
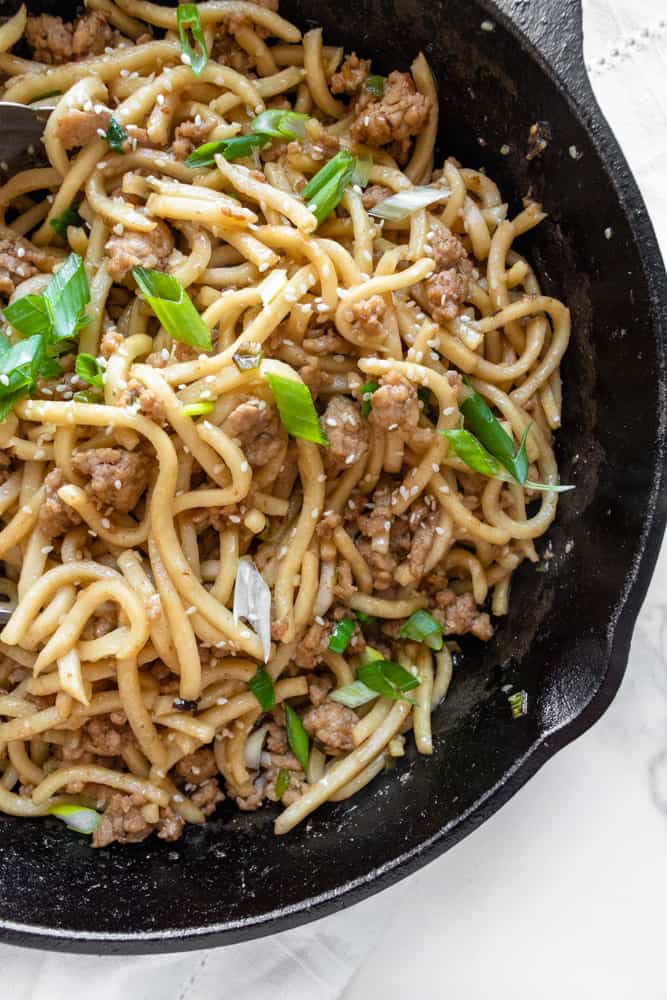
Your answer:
(114, 479), (122, 490)
(432, 463), (440, 472)
(101, 517), (111, 529)
(180, 52), (191, 65)
(569, 145), (580, 160)
(481, 19), (494, 31)
(112, 223), (124, 236)
(240, 461), (249, 473)
(160, 348), (170, 362)
(314, 615), (325, 626)
(439, 484), (450, 494)
(185, 606), (196, 615)
(41, 544), (53, 554)
(229, 515), (241, 523)
(16, 246), (25, 259)
(500, 144), (510, 155)
(604, 227), (613, 240)
(435, 526), (445, 535)
(21, 505), (31, 514)
(443, 406), (456, 416)
(388, 423), (399, 431)
(156, 93), (165, 106)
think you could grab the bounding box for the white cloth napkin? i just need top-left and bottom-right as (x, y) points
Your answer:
(1, 2), (666, 997)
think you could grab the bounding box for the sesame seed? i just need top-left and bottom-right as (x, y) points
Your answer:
(432, 463), (440, 472)
(101, 517), (111, 529)
(314, 615), (325, 626)
(388, 423), (399, 431)
(311, 508), (319, 518)
(112, 223), (124, 236)
(604, 227), (612, 239)
(41, 545), (53, 554)
(114, 479), (122, 490)
(156, 93), (165, 106)
(435, 526), (445, 535)
(500, 144), (510, 155)
(481, 19), (494, 31)
(0, 375), (8, 386)
(16, 246), (25, 259)
(185, 606), (196, 615)
(229, 515), (241, 523)
(439, 485), (450, 494)
(569, 145), (581, 160)
(240, 461), (249, 473)
(180, 52), (191, 65)
(21, 505), (31, 514)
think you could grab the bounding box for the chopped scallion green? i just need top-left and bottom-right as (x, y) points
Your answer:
(399, 609), (444, 650)
(104, 116), (128, 154)
(284, 703), (309, 772)
(265, 372), (328, 445)
(74, 352), (104, 388)
(181, 400), (215, 417)
(328, 618), (355, 654)
(356, 659), (419, 702)
(132, 267), (212, 350)
(248, 667), (275, 712)
(275, 767), (290, 799)
(177, 3), (208, 76)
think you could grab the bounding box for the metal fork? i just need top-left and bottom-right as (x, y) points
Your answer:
(0, 101), (52, 172)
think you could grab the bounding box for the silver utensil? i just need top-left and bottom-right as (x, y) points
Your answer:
(0, 607), (13, 624)
(0, 100), (52, 173)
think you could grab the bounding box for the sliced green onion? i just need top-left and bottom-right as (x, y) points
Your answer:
(232, 557), (271, 663)
(509, 689), (527, 718)
(369, 186), (451, 221)
(328, 617), (355, 653)
(284, 703), (309, 772)
(459, 378), (528, 483)
(248, 666), (275, 712)
(104, 116), (127, 154)
(360, 379), (379, 417)
(441, 427), (571, 493)
(301, 150), (357, 224)
(177, 3), (208, 76)
(275, 767), (290, 799)
(440, 428), (501, 479)
(185, 134), (270, 168)
(258, 268), (288, 307)
(75, 352), (104, 388)
(418, 386), (436, 419)
(181, 400), (215, 417)
(232, 344), (262, 371)
(44, 253), (90, 344)
(49, 202), (84, 241)
(48, 803), (101, 835)
(358, 644), (383, 664)
(399, 610), (444, 651)
(351, 153), (372, 189)
(4, 294), (51, 338)
(356, 659), (419, 702)
(265, 372), (328, 445)
(365, 74), (385, 97)
(250, 109), (309, 140)
(132, 267), (211, 350)
(329, 679), (377, 709)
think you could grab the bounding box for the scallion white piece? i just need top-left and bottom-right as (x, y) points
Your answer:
(258, 268), (288, 308)
(369, 186), (451, 221)
(233, 557), (272, 663)
(48, 803), (101, 835)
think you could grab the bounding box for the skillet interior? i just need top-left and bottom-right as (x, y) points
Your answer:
(0, 0), (665, 952)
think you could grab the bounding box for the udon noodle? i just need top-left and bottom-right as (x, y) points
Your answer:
(0, 0), (569, 845)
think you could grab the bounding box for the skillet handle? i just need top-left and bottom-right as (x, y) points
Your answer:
(491, 0), (591, 95)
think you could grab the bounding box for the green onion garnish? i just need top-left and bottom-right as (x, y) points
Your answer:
(177, 3), (208, 76)
(132, 268), (212, 350)
(358, 644), (383, 664)
(300, 150), (357, 224)
(265, 372), (328, 445)
(249, 109), (309, 140)
(328, 617), (355, 653)
(356, 659), (419, 702)
(283, 703), (309, 772)
(48, 803), (101, 835)
(185, 134), (271, 168)
(508, 689), (527, 718)
(72, 389), (100, 403)
(360, 380), (379, 417)
(399, 610), (444, 650)
(104, 116), (128, 154)
(49, 202), (84, 241)
(75, 352), (104, 388)
(0, 253), (91, 420)
(181, 400), (215, 418)
(329, 679), (378, 708)
(232, 345), (262, 371)
(441, 428), (503, 479)
(248, 666), (275, 712)
(365, 74), (385, 97)
(368, 186), (451, 221)
(418, 386), (436, 419)
(459, 378), (528, 483)
(274, 767), (290, 799)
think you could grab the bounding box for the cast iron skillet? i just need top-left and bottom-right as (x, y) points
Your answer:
(0, 0), (665, 954)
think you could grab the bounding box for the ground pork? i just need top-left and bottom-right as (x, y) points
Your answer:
(302, 701), (357, 754)
(156, 806), (185, 841)
(424, 227), (474, 323)
(25, 11), (112, 65)
(105, 221), (174, 282)
(333, 558), (357, 600)
(85, 715), (133, 757)
(172, 117), (216, 161)
(330, 52), (370, 95)
(302, 327), (349, 355)
(407, 501), (438, 580)
(369, 371), (420, 435)
(92, 792), (152, 848)
(118, 378), (166, 424)
(293, 621), (329, 670)
(174, 749), (217, 786)
(55, 108), (111, 149)
(190, 778), (224, 816)
(308, 673), (333, 706)
(72, 447), (150, 513)
(99, 328), (124, 360)
(0, 236), (54, 299)
(80, 603), (119, 640)
(37, 468), (82, 539)
(432, 590), (493, 640)
(322, 396), (369, 475)
(361, 184), (392, 210)
(350, 70), (431, 160)
(224, 400), (284, 468)
(349, 294), (386, 341)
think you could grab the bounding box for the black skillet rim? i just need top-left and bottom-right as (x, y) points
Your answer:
(1, 0), (666, 952)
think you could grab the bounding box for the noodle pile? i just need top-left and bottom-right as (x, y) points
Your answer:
(0, 0), (569, 845)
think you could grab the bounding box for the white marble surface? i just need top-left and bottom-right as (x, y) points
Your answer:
(2, 1), (667, 997)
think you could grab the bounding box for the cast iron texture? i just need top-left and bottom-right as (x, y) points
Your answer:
(0, 0), (665, 953)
